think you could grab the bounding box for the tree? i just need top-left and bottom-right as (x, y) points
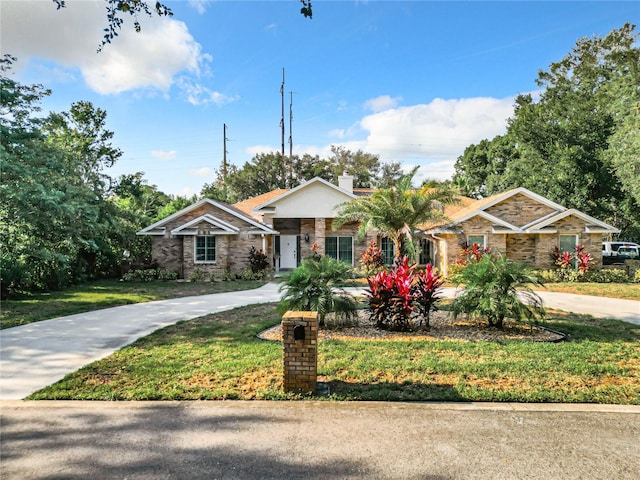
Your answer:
(451, 253), (545, 329)
(1, 57), (132, 295)
(334, 168), (459, 262)
(226, 152), (295, 201)
(278, 255), (358, 327)
(452, 24), (640, 238)
(52, 0), (313, 51)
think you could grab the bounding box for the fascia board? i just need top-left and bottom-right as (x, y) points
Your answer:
(137, 198), (210, 234)
(528, 209), (619, 232)
(253, 177), (357, 212)
(171, 215), (239, 235)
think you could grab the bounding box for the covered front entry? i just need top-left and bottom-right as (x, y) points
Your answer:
(278, 235), (299, 270)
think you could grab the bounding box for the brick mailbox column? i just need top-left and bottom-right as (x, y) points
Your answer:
(282, 311), (318, 394)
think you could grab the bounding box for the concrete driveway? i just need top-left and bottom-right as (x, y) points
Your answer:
(1, 283), (638, 400)
(0, 283), (281, 400)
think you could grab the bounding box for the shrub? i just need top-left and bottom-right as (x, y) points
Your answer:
(248, 246), (270, 274)
(278, 255), (357, 326)
(634, 269), (640, 283)
(586, 269), (630, 283)
(189, 268), (206, 282)
(536, 268), (630, 283)
(413, 263), (444, 327)
(121, 269), (158, 282)
(360, 241), (385, 276)
(157, 269), (178, 281)
(451, 253), (545, 329)
(366, 257), (443, 330)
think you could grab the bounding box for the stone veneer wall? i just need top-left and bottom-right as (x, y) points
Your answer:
(152, 203), (273, 280)
(485, 193), (556, 227)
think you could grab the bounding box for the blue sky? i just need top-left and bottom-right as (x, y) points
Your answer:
(2, 1), (638, 197)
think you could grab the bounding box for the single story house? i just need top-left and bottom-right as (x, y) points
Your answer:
(423, 187), (620, 275)
(138, 175), (619, 278)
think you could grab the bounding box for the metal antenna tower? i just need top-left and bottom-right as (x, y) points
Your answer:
(222, 123), (229, 185)
(280, 68), (285, 156)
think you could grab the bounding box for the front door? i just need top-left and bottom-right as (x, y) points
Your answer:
(279, 235), (298, 270)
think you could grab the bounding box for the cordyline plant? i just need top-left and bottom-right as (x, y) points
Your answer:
(360, 241), (385, 276)
(366, 257), (444, 330)
(551, 245), (593, 275)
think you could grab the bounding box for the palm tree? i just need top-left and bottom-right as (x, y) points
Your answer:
(333, 168), (459, 262)
(451, 253), (545, 329)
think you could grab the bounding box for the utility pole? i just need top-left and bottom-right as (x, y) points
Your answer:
(222, 123), (229, 185)
(280, 68), (285, 156)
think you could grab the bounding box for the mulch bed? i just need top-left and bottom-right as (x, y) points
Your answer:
(258, 309), (564, 343)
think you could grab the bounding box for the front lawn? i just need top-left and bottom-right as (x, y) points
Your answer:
(28, 303), (640, 404)
(536, 282), (640, 300)
(0, 279), (266, 329)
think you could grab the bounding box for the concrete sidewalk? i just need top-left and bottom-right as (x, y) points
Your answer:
(0, 283), (281, 400)
(2, 400), (639, 480)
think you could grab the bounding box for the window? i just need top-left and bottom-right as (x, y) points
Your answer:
(381, 237), (395, 265)
(559, 234), (577, 254)
(195, 236), (216, 263)
(325, 236), (353, 264)
(559, 234), (577, 269)
(467, 235), (486, 248)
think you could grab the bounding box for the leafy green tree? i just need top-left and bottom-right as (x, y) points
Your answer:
(451, 253), (545, 329)
(154, 195), (197, 222)
(226, 152), (295, 201)
(334, 168), (459, 262)
(453, 24), (640, 238)
(278, 255), (358, 326)
(1, 56), (134, 295)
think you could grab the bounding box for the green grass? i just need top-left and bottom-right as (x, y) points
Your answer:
(28, 303), (640, 404)
(0, 279), (266, 329)
(535, 282), (640, 300)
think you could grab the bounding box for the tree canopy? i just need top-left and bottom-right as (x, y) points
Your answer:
(453, 23), (640, 239)
(334, 168), (459, 262)
(0, 56), (175, 296)
(200, 147), (404, 202)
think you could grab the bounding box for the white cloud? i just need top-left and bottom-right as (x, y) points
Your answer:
(326, 96), (515, 181)
(151, 150), (177, 161)
(177, 78), (240, 106)
(1, 0), (210, 95)
(328, 129), (346, 139)
(358, 96), (514, 160)
(364, 95), (402, 112)
(189, 167), (215, 178)
(188, 0), (210, 15)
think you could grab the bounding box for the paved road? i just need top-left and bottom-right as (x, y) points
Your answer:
(1, 283), (639, 400)
(2, 401), (639, 480)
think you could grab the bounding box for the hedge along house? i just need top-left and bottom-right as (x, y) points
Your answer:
(422, 187), (620, 276)
(137, 199), (278, 279)
(248, 174), (379, 271)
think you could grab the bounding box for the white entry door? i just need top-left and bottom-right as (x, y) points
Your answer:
(279, 235), (298, 270)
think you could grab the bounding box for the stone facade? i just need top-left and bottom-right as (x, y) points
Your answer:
(485, 193), (556, 227)
(435, 195), (610, 275)
(149, 202), (273, 280)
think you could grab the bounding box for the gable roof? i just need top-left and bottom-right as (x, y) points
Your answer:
(253, 177), (357, 213)
(137, 198), (278, 236)
(234, 189), (288, 219)
(171, 214), (240, 235)
(427, 187), (619, 234)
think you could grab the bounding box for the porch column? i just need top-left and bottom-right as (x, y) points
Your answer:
(314, 218), (326, 255)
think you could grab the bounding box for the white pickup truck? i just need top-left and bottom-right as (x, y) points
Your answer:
(602, 242), (640, 264)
